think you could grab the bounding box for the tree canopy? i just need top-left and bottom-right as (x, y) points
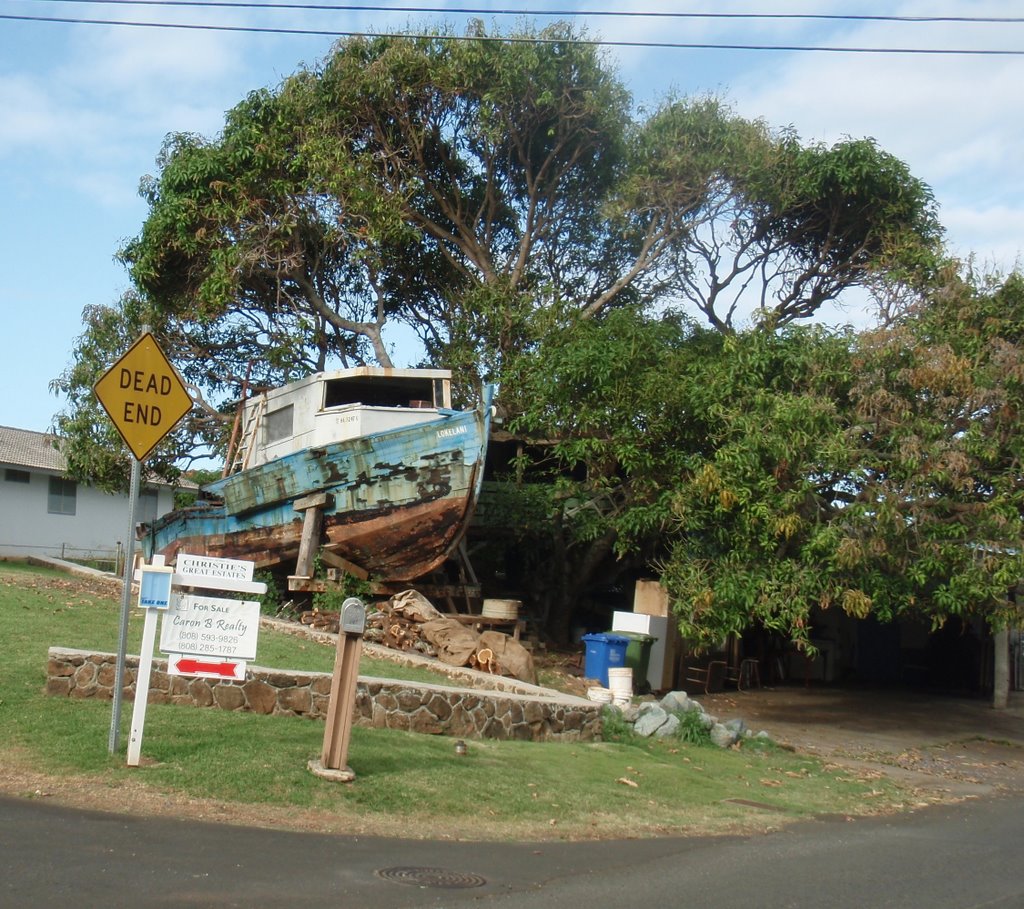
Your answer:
(119, 22), (645, 398)
(507, 268), (1024, 648)
(103, 22), (940, 414)
(653, 269), (1024, 648)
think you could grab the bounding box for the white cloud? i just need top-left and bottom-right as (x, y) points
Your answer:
(942, 204), (1024, 270)
(76, 22), (243, 90)
(722, 1), (1024, 271)
(0, 75), (68, 152)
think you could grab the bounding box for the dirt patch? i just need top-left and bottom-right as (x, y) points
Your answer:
(1, 564), (122, 601)
(699, 685), (1024, 799)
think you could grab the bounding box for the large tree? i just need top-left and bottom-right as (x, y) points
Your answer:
(619, 99), (943, 333)
(499, 308), (712, 642)
(118, 22), (652, 402)
(846, 269), (1024, 628)
(509, 315), (861, 645)
(656, 268), (1024, 651)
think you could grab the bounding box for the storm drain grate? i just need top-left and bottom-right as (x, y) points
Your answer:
(375, 867), (488, 889)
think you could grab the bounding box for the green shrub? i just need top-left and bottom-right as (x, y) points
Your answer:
(310, 555), (372, 613)
(312, 576), (371, 612)
(674, 708), (712, 746)
(255, 570), (283, 616)
(599, 706), (639, 744)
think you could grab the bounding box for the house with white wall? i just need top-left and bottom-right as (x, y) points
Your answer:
(0, 425), (184, 565)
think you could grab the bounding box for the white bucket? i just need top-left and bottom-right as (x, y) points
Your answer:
(607, 667), (633, 695)
(587, 686), (613, 703)
(482, 598), (521, 620)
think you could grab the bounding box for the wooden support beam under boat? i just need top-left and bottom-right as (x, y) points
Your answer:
(291, 492), (333, 582)
(318, 549), (370, 580)
(285, 575), (482, 601)
(294, 491), (333, 512)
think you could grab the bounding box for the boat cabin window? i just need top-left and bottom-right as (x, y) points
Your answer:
(264, 404), (294, 443)
(322, 376), (441, 410)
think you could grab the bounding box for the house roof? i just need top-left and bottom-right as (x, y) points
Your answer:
(0, 425), (65, 472)
(0, 425), (199, 488)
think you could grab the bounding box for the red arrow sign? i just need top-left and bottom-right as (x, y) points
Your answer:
(174, 657), (240, 677)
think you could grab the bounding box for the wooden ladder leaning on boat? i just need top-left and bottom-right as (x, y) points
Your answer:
(227, 396), (265, 475)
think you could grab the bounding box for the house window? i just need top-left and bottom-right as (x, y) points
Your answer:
(265, 404), (294, 444)
(138, 488), (159, 524)
(4, 468), (30, 483)
(48, 477), (77, 515)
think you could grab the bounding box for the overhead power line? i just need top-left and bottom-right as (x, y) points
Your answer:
(16, 1), (1024, 25)
(2, 4), (1024, 53)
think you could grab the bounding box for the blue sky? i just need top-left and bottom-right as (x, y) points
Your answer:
(2, 1), (1022, 434)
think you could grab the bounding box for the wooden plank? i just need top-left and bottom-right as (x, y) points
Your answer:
(293, 504), (324, 580)
(318, 549), (370, 580)
(294, 491), (333, 512)
(368, 581), (482, 600)
(320, 633), (362, 773)
(286, 576), (484, 600)
(448, 614), (524, 641)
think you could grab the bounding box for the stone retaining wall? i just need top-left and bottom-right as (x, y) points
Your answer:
(45, 647), (601, 742)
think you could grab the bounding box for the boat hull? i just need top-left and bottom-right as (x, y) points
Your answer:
(141, 389), (492, 580)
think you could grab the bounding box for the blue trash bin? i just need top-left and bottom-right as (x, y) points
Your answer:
(581, 633), (630, 686)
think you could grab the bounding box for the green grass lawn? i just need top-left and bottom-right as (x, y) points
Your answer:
(0, 562), (912, 840)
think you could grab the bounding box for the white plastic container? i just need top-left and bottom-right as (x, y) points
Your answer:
(607, 667), (633, 697)
(587, 686), (613, 703)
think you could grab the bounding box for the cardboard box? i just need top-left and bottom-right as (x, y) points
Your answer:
(633, 579), (670, 617)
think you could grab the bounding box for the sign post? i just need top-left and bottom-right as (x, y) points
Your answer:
(126, 556), (174, 767)
(94, 330), (193, 755)
(109, 457), (141, 755)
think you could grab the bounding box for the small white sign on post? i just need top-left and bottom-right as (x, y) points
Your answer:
(126, 553), (265, 768)
(138, 566), (174, 610)
(175, 553), (256, 587)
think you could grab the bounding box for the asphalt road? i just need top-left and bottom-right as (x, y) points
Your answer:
(3, 793), (1022, 908)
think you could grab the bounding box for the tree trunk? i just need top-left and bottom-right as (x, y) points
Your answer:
(543, 522), (574, 646)
(992, 627), (1009, 710)
(543, 529), (624, 647)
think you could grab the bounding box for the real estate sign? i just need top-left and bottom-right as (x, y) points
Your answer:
(127, 553), (265, 767)
(160, 594), (260, 662)
(175, 553), (254, 586)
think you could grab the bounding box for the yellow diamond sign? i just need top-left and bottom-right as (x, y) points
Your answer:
(94, 332), (193, 461)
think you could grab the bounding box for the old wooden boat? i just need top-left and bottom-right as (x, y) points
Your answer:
(140, 368), (494, 581)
